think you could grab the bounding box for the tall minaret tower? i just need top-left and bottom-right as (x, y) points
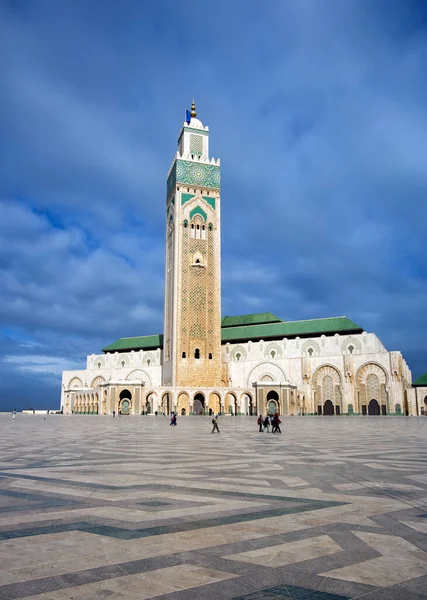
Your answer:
(163, 102), (222, 387)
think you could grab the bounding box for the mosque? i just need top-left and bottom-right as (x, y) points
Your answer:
(61, 103), (423, 417)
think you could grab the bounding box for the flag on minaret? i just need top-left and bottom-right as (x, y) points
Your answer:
(185, 109), (191, 124)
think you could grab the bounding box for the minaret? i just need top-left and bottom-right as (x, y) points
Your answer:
(163, 102), (222, 387)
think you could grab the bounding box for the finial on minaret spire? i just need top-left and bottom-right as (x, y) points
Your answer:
(190, 100), (197, 118)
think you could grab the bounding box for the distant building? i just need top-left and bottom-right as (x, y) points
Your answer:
(61, 103), (417, 417)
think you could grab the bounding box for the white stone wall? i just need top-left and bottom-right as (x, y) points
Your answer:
(60, 348), (163, 410)
(60, 331), (415, 416)
(223, 332), (412, 414)
(415, 386), (427, 415)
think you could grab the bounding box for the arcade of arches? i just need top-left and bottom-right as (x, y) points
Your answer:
(66, 361), (411, 416)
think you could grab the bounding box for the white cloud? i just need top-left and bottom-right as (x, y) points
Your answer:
(4, 355), (82, 376)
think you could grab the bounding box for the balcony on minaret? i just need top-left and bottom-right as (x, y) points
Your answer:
(191, 251), (205, 268)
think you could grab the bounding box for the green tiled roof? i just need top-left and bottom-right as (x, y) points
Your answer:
(221, 316), (363, 343)
(221, 313), (282, 328)
(102, 334), (163, 353)
(414, 371), (427, 386)
(102, 316), (363, 353)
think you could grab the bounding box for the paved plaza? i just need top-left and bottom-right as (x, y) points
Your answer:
(0, 415), (426, 600)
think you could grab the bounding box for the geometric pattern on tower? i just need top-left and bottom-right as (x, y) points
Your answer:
(167, 160), (220, 195)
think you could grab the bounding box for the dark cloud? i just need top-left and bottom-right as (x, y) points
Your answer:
(1, 0), (427, 411)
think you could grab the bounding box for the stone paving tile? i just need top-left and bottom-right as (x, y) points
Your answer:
(0, 415), (427, 599)
(223, 535), (343, 567)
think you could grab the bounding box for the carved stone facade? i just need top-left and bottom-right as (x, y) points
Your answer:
(60, 106), (420, 417)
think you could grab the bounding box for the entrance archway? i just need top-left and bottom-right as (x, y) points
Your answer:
(209, 392), (221, 415)
(266, 390), (279, 414)
(162, 392), (171, 414)
(193, 393), (205, 415)
(324, 399), (334, 416)
(145, 392), (157, 414)
(368, 399), (380, 415)
(119, 389), (132, 415)
(177, 392), (189, 415)
(240, 393), (253, 415)
(225, 392), (237, 415)
(247, 393), (254, 415)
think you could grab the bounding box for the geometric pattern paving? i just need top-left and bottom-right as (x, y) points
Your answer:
(0, 415), (426, 599)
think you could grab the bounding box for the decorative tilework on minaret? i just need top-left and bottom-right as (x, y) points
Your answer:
(163, 104), (222, 387)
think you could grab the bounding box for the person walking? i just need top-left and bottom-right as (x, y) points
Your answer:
(272, 413), (282, 433)
(12, 409), (16, 420)
(112, 410), (115, 418)
(257, 415), (263, 432)
(212, 415), (220, 433)
(263, 415), (270, 433)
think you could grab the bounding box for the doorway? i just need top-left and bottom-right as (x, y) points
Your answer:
(266, 390), (279, 414)
(324, 399), (334, 415)
(368, 399), (380, 415)
(119, 389), (132, 415)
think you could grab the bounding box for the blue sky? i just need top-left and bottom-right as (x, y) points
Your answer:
(1, 0), (427, 411)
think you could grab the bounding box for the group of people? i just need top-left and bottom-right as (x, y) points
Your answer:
(257, 412), (282, 433)
(111, 410), (282, 435)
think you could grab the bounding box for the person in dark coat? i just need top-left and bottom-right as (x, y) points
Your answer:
(263, 415), (270, 433)
(272, 412), (282, 433)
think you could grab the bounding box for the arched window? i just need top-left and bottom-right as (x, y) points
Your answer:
(348, 345), (354, 354)
(270, 350), (276, 359)
(183, 220), (188, 228)
(191, 223), (194, 229)
(208, 353), (212, 359)
(97, 362), (101, 369)
(308, 348), (313, 357)
(121, 360), (125, 368)
(182, 352), (186, 358)
(194, 348), (200, 359)
(208, 223), (213, 231)
(236, 352), (241, 361)
(147, 359), (151, 366)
